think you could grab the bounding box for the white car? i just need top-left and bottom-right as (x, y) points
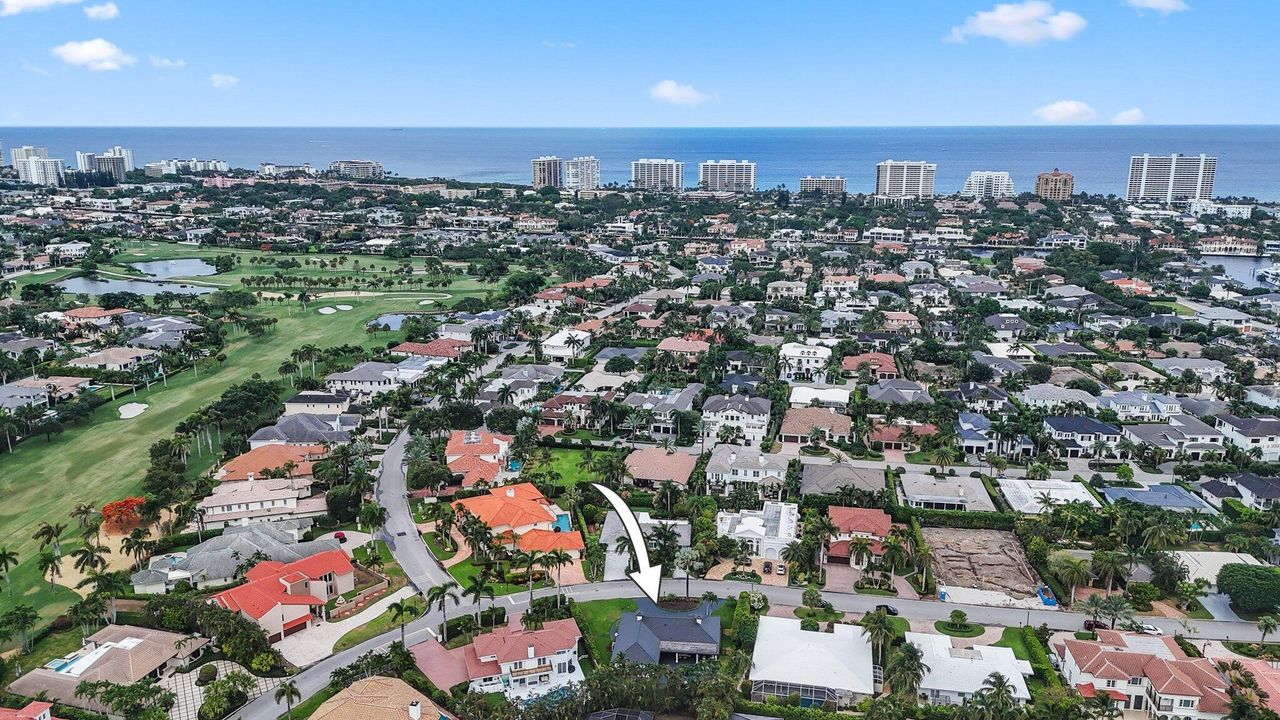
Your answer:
(1138, 624), (1164, 636)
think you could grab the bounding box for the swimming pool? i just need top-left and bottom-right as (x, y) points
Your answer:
(553, 514), (571, 532)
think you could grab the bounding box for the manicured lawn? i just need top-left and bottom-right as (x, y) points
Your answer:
(277, 683), (339, 720)
(423, 531), (457, 562)
(354, 540), (404, 583)
(573, 598), (636, 663)
(0, 626), (83, 686)
(333, 596), (426, 652)
(795, 607), (845, 623)
(854, 585), (898, 597)
(859, 613), (911, 640)
(935, 620), (986, 638)
(1151, 300), (1195, 316)
(1184, 598), (1214, 620)
(993, 627), (1031, 660)
(543, 448), (593, 488)
(446, 556), (549, 597)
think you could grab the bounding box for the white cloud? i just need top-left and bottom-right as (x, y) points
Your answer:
(540, 40), (576, 49)
(50, 38), (135, 71)
(149, 55), (185, 69)
(1125, 0), (1189, 14)
(209, 73), (239, 89)
(948, 1), (1086, 45)
(82, 1), (116, 19)
(1113, 107), (1146, 125)
(649, 79), (714, 106)
(0, 0), (81, 16)
(1033, 99), (1097, 123)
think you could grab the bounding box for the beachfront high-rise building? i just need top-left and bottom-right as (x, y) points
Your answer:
(875, 159), (936, 199)
(531, 156), (564, 189)
(328, 160), (385, 179)
(564, 156), (600, 191)
(799, 176), (846, 195)
(698, 160), (756, 193)
(102, 146), (135, 171)
(1127, 153), (1217, 203)
(76, 151), (98, 172)
(10, 146), (48, 181)
(16, 156), (65, 186)
(144, 158), (230, 176)
(960, 171), (1014, 199)
(631, 159), (684, 191)
(1035, 168), (1074, 201)
(94, 154), (127, 182)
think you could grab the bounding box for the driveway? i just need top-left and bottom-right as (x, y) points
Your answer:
(159, 659), (280, 720)
(1199, 592), (1242, 622)
(275, 586), (415, 667)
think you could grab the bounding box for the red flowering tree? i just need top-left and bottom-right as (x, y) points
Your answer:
(101, 496), (145, 530)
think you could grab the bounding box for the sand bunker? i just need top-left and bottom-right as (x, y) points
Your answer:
(418, 299), (435, 306)
(119, 403), (149, 419)
(317, 307), (337, 315)
(336, 304), (353, 311)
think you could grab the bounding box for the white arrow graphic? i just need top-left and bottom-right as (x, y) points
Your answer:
(591, 482), (662, 603)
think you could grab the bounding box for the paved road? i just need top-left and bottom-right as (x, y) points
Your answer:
(373, 430), (452, 591)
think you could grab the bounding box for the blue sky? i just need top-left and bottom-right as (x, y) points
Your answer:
(2, 0), (1275, 126)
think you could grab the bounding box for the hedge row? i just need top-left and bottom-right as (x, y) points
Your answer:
(908, 508), (1018, 530)
(1022, 626), (1062, 689)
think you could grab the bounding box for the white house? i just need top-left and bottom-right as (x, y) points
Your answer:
(701, 394), (772, 447)
(542, 329), (593, 363)
(749, 616), (876, 708)
(779, 342), (831, 383)
(716, 501), (799, 559)
(906, 632), (1032, 707)
(463, 618), (585, 701)
(704, 444), (788, 497)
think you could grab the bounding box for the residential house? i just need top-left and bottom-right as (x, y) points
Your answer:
(612, 600), (721, 665)
(898, 473), (996, 512)
(1016, 383), (1099, 411)
(907, 632), (1032, 707)
(310, 677), (450, 720)
(825, 507), (892, 568)
(1097, 391), (1182, 421)
(985, 314), (1032, 341)
(1057, 632), (1229, 716)
(622, 383), (704, 438)
(779, 343), (831, 383)
(716, 502), (799, 559)
(211, 549), (355, 642)
(1123, 416), (1224, 461)
(701, 394), (771, 447)
(66, 346), (161, 374)
(1043, 416), (1123, 458)
(1216, 414), (1280, 462)
(453, 483), (585, 556)
(799, 464), (884, 496)
(130, 521), (335, 593)
(542, 329), (593, 363)
(841, 352), (898, 380)
(955, 413), (1034, 459)
(748, 616), (876, 708)
(780, 407), (851, 445)
(624, 447), (699, 488)
(866, 379), (932, 405)
(705, 444), (788, 497)
(943, 383), (1013, 413)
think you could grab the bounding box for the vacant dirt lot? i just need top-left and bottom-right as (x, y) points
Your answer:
(921, 528), (1040, 598)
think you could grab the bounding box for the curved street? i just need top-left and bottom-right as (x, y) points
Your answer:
(236, 430), (1270, 719)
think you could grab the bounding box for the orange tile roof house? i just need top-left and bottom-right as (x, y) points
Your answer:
(413, 616), (584, 701)
(390, 338), (471, 359)
(624, 447), (699, 487)
(311, 677), (453, 720)
(840, 352), (898, 380)
(453, 483), (585, 556)
(212, 549), (354, 642)
(0, 703), (61, 720)
(443, 430), (513, 488)
(1056, 631), (1230, 716)
(656, 336), (710, 361)
(825, 507), (893, 567)
(215, 444), (327, 482)
(780, 407), (852, 445)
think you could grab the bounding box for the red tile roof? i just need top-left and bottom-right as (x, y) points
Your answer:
(445, 430), (512, 459)
(471, 618), (580, 666)
(841, 352), (897, 374)
(828, 507), (892, 538)
(217, 444), (327, 482)
(448, 456), (501, 487)
(517, 528), (586, 553)
(213, 549), (352, 620)
(392, 338), (471, 358)
(0, 702), (60, 720)
(453, 483), (554, 529)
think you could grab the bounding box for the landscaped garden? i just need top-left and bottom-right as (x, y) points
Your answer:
(570, 598), (636, 663)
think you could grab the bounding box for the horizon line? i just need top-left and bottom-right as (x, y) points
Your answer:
(3, 123), (1280, 130)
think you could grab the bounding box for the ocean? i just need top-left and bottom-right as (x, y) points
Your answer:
(3, 126), (1280, 200)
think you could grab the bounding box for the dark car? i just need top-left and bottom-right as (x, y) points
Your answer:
(1082, 619), (1106, 631)
(763, 561), (773, 574)
(875, 604), (899, 616)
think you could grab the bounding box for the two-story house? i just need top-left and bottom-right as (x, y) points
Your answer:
(1056, 632), (1229, 717)
(464, 618), (584, 700)
(701, 394), (772, 447)
(1043, 417), (1123, 458)
(705, 444), (788, 497)
(779, 343), (831, 383)
(1216, 414), (1280, 462)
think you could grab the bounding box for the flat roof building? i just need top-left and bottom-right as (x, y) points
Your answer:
(1127, 153), (1216, 203)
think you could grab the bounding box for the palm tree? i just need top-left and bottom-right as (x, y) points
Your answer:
(358, 502), (388, 534)
(462, 574), (495, 628)
(70, 502), (97, 529)
(1050, 555), (1092, 603)
(70, 543), (110, 574)
(1091, 550), (1126, 593)
(1259, 615), (1279, 646)
(425, 581), (461, 642)
(1079, 593), (1107, 625)
(389, 599), (421, 644)
(1100, 594), (1135, 630)
(885, 643), (929, 701)
(973, 672), (1017, 719)
(0, 547), (18, 594)
(861, 610), (896, 667)
(33, 521), (67, 557)
(38, 550), (62, 586)
(541, 549), (572, 605)
(849, 537), (874, 570)
(275, 681), (302, 720)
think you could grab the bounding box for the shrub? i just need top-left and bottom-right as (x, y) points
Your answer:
(800, 617), (819, 632)
(1021, 626), (1061, 688)
(1218, 563), (1280, 612)
(197, 665), (218, 686)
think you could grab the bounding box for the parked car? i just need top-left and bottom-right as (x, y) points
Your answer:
(763, 561), (773, 574)
(875, 604), (899, 616)
(1082, 619), (1106, 631)
(776, 563), (786, 576)
(1138, 624), (1164, 636)
(334, 531), (347, 544)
